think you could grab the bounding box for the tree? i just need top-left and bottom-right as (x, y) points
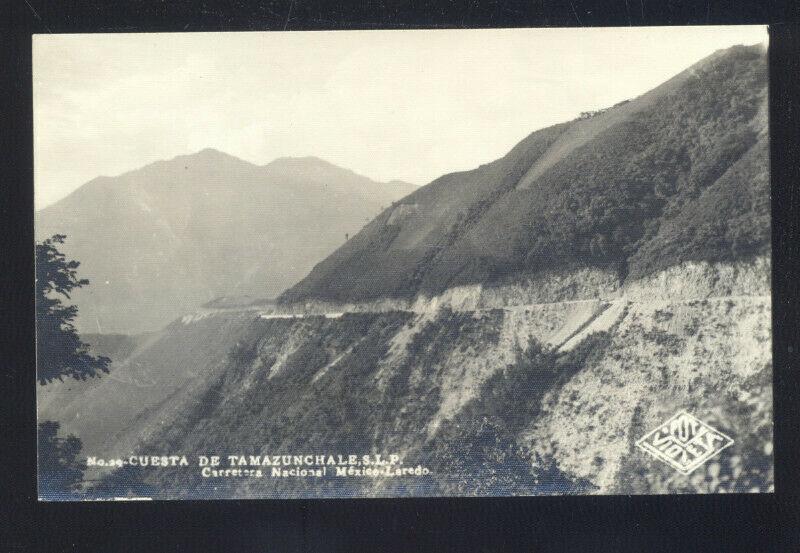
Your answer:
(36, 234), (110, 384)
(36, 235), (109, 498)
(38, 421), (86, 498)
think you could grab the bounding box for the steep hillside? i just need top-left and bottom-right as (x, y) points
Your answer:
(39, 257), (771, 497)
(36, 150), (416, 333)
(282, 44), (768, 304)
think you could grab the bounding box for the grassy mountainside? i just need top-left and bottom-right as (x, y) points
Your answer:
(36, 150), (416, 333)
(282, 44), (768, 304)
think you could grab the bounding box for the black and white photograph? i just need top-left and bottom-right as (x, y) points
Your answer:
(33, 26), (773, 501)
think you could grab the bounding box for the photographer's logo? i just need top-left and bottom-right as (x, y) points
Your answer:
(636, 411), (733, 475)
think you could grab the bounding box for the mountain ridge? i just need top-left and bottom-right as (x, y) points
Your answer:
(41, 149), (417, 209)
(37, 151), (417, 333)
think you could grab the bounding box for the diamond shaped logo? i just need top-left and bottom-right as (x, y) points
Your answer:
(636, 411), (734, 475)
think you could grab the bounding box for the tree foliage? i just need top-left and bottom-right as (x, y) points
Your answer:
(38, 421), (86, 497)
(36, 234), (110, 384)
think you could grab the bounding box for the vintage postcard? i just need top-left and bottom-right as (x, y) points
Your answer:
(35, 26), (772, 500)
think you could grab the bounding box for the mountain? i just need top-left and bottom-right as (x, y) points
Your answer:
(38, 44), (772, 499)
(281, 44), (768, 304)
(40, 256), (773, 498)
(36, 150), (416, 333)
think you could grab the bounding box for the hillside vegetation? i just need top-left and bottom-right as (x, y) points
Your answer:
(39, 256), (771, 498)
(282, 44), (768, 304)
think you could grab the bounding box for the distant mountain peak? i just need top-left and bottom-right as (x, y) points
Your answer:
(132, 148), (258, 177)
(37, 144), (417, 333)
(194, 146), (232, 159)
(179, 147), (253, 165)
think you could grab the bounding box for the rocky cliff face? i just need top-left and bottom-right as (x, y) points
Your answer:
(40, 256), (772, 497)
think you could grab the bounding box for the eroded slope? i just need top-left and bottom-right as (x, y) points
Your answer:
(48, 257), (772, 498)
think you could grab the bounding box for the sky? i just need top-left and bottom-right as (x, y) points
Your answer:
(33, 26), (767, 209)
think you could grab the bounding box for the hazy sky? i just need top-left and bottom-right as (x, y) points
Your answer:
(33, 26), (767, 209)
